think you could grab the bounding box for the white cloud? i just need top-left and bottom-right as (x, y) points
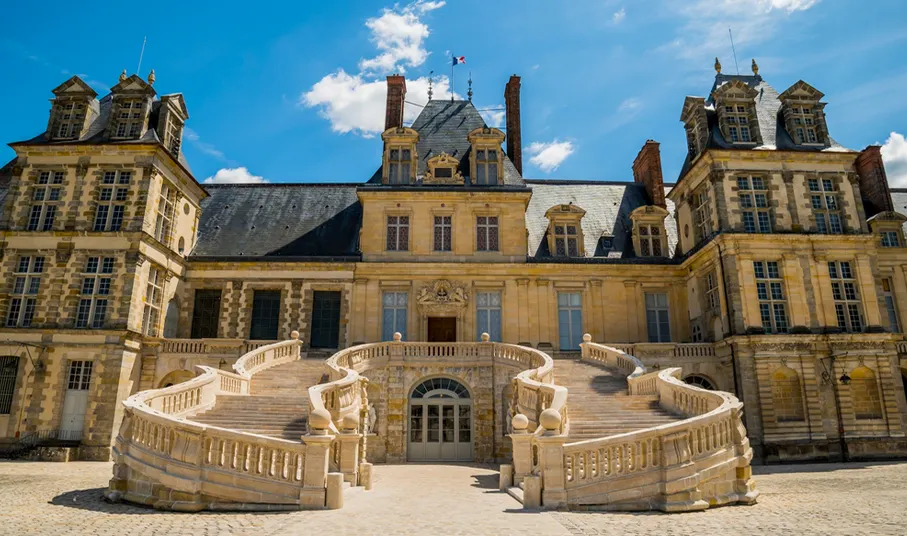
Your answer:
(184, 127), (226, 161)
(612, 7), (626, 24)
(204, 167), (268, 184)
(302, 71), (456, 137)
(525, 140), (575, 173)
(479, 108), (505, 128)
(358, 1), (443, 74)
(882, 132), (907, 188)
(761, 0), (818, 11)
(617, 97), (642, 114)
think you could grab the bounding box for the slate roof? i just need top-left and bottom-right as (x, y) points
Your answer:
(191, 184), (362, 259)
(525, 180), (678, 260)
(889, 189), (907, 236)
(368, 99), (523, 186)
(677, 74), (852, 181)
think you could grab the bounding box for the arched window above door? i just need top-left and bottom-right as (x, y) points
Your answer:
(411, 377), (470, 399)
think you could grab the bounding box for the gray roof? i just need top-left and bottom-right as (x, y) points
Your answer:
(192, 184), (362, 259)
(678, 74), (851, 180)
(369, 99), (523, 186)
(890, 189), (907, 235)
(525, 180), (678, 260)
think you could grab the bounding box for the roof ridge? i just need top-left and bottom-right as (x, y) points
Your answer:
(203, 182), (363, 188)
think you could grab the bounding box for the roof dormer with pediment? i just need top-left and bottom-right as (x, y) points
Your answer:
(46, 76), (99, 141)
(104, 73), (157, 141)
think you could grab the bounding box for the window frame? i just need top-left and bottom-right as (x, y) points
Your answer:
(75, 256), (113, 329)
(142, 265), (164, 337)
(473, 147), (499, 186)
(386, 214), (410, 252)
(645, 292), (672, 343)
(387, 146), (412, 185)
(880, 231), (900, 248)
(552, 222), (580, 257)
(190, 289), (222, 339)
(557, 292), (583, 350)
(475, 215), (500, 252)
(638, 224), (664, 257)
(154, 181), (176, 245)
(0, 356), (20, 414)
(95, 171), (131, 232)
(27, 170), (64, 231)
(6, 256), (44, 328)
(382, 291), (408, 341)
(808, 178), (843, 234)
(828, 261), (863, 333)
(881, 277), (900, 333)
(737, 176), (772, 233)
(692, 186), (713, 242)
(754, 261), (789, 334)
(433, 215), (452, 252)
(475, 291), (502, 341)
(249, 290), (282, 340)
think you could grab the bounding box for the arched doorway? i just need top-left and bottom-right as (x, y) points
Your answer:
(684, 374), (717, 390)
(407, 377), (472, 462)
(158, 369), (195, 388)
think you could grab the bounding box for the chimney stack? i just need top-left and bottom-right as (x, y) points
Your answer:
(632, 140), (667, 208)
(385, 75), (406, 131)
(855, 145), (894, 217)
(504, 75), (522, 175)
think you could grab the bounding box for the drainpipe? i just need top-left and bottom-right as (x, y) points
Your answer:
(825, 355), (849, 462)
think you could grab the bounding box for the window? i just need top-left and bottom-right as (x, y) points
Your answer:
(166, 118), (183, 155)
(724, 104), (752, 142)
(311, 291), (341, 349)
(94, 171), (131, 231)
(829, 261), (863, 333)
(28, 171), (64, 231)
(558, 292), (583, 350)
(692, 186), (712, 242)
(54, 102), (83, 140)
(7, 256), (44, 327)
(809, 178), (842, 234)
(386, 215), (410, 251)
(433, 215), (452, 252)
(738, 176), (772, 233)
(0, 356), (19, 414)
(881, 231), (900, 248)
(474, 149), (498, 185)
(250, 290), (281, 340)
(115, 100), (143, 139)
(882, 278), (900, 333)
(154, 182), (176, 245)
(476, 291), (502, 341)
(76, 257), (113, 328)
(67, 360), (93, 391)
(387, 148), (411, 184)
(691, 323), (703, 342)
(382, 291), (408, 341)
(142, 265), (164, 336)
(770, 366), (805, 422)
(645, 293), (671, 342)
(638, 224), (663, 256)
(705, 270), (720, 312)
(191, 290), (222, 339)
(792, 106), (820, 144)
(754, 261), (788, 333)
(849, 366), (882, 420)
(553, 224), (579, 257)
(476, 216), (499, 252)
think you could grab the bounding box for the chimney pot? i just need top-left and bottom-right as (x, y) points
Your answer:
(632, 140), (666, 208)
(384, 75), (407, 131)
(504, 75), (522, 175)
(855, 145), (894, 216)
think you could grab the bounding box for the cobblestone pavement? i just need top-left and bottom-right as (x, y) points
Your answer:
(1, 460), (907, 535)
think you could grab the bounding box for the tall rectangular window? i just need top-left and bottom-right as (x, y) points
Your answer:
(705, 270), (720, 312)
(382, 291), (408, 341)
(250, 290), (281, 340)
(154, 182), (176, 245)
(476, 216), (499, 252)
(829, 261), (863, 332)
(474, 149), (498, 185)
(142, 265), (164, 336)
(792, 106), (819, 144)
(76, 257), (113, 328)
(311, 291), (341, 349)
(693, 187), (712, 242)
(557, 292), (583, 350)
(881, 231), (900, 248)
(645, 293), (671, 342)
(553, 224), (579, 257)
(386, 215), (409, 251)
(433, 215), (452, 252)
(0, 356), (20, 414)
(28, 170), (64, 231)
(387, 148), (411, 184)
(115, 100), (143, 139)
(191, 289), (222, 338)
(67, 360), (93, 390)
(809, 178), (842, 234)
(754, 261), (789, 333)
(94, 171), (130, 231)
(882, 278), (900, 333)
(738, 176), (772, 233)
(476, 291), (502, 341)
(7, 256), (44, 328)
(724, 105), (751, 142)
(638, 224), (663, 256)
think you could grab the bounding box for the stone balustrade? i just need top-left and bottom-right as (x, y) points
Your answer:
(155, 338), (281, 360)
(607, 341), (717, 359)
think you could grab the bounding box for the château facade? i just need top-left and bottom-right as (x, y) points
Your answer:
(1, 60), (906, 467)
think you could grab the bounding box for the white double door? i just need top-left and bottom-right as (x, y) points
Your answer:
(407, 399), (473, 462)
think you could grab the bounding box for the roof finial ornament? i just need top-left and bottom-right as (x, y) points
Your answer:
(751, 58), (759, 76)
(427, 70), (433, 101)
(147, 69), (156, 85)
(467, 72), (473, 102)
(714, 57), (722, 74)
(119, 69), (127, 82)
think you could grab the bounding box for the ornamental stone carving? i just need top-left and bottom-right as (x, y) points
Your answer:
(416, 279), (469, 315)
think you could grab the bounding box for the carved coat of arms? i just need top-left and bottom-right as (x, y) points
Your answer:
(417, 280), (468, 313)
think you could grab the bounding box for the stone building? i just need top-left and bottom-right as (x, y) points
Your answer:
(1, 60), (906, 465)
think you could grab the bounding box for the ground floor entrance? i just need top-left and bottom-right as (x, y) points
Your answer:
(427, 317), (457, 342)
(407, 377), (473, 461)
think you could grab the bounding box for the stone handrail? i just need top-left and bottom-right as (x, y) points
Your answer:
(607, 342), (717, 359)
(503, 342), (568, 437)
(233, 337), (301, 376)
(155, 338), (281, 357)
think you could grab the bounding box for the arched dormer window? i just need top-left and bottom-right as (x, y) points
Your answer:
(545, 204), (586, 257)
(779, 81), (830, 147)
(680, 96), (708, 161)
(381, 126), (419, 185)
(423, 152), (463, 185)
(712, 79), (760, 145)
(630, 205), (669, 257)
(467, 127), (505, 186)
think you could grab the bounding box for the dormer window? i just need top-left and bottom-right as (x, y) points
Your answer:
(630, 205), (669, 258)
(791, 107), (819, 144)
(711, 79), (760, 146)
(545, 204), (586, 258)
(554, 224), (579, 256)
(381, 127), (419, 185)
(54, 102), (85, 139)
(48, 76), (97, 141)
(475, 149), (498, 185)
(681, 96), (708, 160)
(779, 81), (829, 147)
(467, 127), (506, 186)
(423, 152), (462, 185)
(115, 100), (144, 139)
(725, 105), (752, 142)
(388, 148), (410, 184)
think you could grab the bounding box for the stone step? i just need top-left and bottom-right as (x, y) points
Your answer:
(506, 486), (524, 505)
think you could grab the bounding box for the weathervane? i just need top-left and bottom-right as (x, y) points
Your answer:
(467, 72), (473, 102)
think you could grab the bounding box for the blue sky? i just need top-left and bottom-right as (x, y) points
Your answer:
(3, 0), (907, 186)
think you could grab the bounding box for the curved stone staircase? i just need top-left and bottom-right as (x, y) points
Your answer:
(554, 358), (681, 441)
(193, 358), (325, 440)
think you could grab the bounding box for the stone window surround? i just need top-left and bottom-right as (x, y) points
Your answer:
(430, 208), (454, 254)
(383, 208), (413, 253)
(718, 102), (757, 144)
(110, 97), (148, 140)
(26, 168), (67, 232)
(827, 260), (864, 333)
(299, 282), (351, 350)
(51, 99), (88, 140)
(644, 290), (672, 343)
(691, 183), (714, 244)
(880, 276), (900, 334)
(736, 175), (773, 233)
(466, 127), (506, 186)
(142, 264), (165, 337)
(154, 180), (177, 247)
(471, 207), (502, 255)
(808, 176), (844, 234)
(753, 260), (789, 334)
(380, 127), (419, 185)
(7, 255), (44, 328)
(75, 256), (114, 329)
(629, 205), (669, 258)
(184, 284), (227, 339)
(545, 204), (586, 258)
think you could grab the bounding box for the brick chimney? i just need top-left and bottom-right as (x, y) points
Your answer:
(504, 75), (522, 175)
(384, 75), (406, 131)
(855, 145), (894, 217)
(632, 140), (666, 208)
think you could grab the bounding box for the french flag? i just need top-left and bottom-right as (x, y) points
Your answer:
(452, 55), (466, 66)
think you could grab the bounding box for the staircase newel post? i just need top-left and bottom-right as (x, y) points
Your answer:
(536, 409), (568, 509)
(300, 408), (335, 509)
(580, 333), (591, 362)
(508, 414), (532, 486)
(337, 413), (363, 485)
(479, 332), (494, 359)
(389, 332), (404, 365)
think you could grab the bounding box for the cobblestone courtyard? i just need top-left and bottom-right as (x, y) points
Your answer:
(1, 460), (906, 535)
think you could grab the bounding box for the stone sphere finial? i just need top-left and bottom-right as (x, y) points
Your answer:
(539, 408), (562, 432)
(119, 69), (127, 82)
(309, 408), (332, 430)
(393, 331), (402, 342)
(290, 330), (300, 340)
(342, 412), (360, 431)
(582, 333), (592, 343)
(512, 413), (529, 432)
(481, 332), (490, 342)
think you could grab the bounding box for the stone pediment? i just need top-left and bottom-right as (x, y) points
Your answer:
(417, 279), (468, 315)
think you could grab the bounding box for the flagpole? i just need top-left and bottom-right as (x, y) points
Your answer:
(451, 58), (454, 102)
